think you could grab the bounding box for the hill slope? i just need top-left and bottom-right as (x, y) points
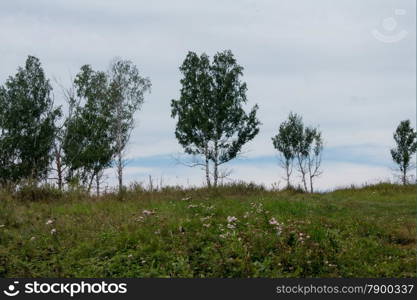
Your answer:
(0, 183), (415, 277)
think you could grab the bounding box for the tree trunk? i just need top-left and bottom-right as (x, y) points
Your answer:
(117, 153), (123, 194)
(205, 157), (211, 188)
(297, 155), (308, 192)
(96, 174), (100, 197)
(285, 160), (291, 188)
(309, 175), (314, 193)
(87, 173), (95, 194)
(55, 146), (63, 191)
(213, 141), (219, 187)
(116, 97), (124, 195)
(403, 166), (407, 185)
(302, 174), (308, 192)
(213, 162), (218, 188)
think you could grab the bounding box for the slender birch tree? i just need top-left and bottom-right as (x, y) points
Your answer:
(108, 58), (151, 194)
(171, 50), (260, 187)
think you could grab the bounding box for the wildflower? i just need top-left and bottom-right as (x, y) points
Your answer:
(269, 217), (279, 226)
(50, 228), (57, 235)
(203, 223), (211, 228)
(142, 210), (154, 216)
(227, 216), (237, 223)
(187, 204), (198, 209)
(30, 236), (36, 241)
(0, 224), (5, 228)
(181, 196), (192, 201)
(227, 223), (236, 229)
(45, 219), (54, 225)
(128, 254), (133, 258)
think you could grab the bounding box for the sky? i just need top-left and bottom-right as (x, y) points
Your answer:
(0, 0), (415, 191)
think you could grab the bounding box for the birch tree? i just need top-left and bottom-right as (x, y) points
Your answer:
(171, 50), (260, 187)
(107, 58), (151, 194)
(390, 120), (417, 185)
(0, 56), (60, 188)
(62, 65), (114, 193)
(273, 112), (323, 193)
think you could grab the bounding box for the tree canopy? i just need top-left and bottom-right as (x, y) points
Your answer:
(0, 56), (60, 187)
(171, 50), (260, 187)
(390, 119), (417, 185)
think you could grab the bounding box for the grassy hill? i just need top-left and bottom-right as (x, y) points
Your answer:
(0, 183), (415, 277)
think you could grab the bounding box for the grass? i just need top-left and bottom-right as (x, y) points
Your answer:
(0, 182), (415, 278)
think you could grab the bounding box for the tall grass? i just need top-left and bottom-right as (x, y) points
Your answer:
(0, 182), (415, 277)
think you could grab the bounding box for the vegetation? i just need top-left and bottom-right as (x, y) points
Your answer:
(0, 54), (415, 279)
(0, 182), (415, 278)
(171, 50), (260, 187)
(272, 112), (323, 192)
(107, 58), (151, 194)
(390, 119), (417, 185)
(0, 56), (61, 187)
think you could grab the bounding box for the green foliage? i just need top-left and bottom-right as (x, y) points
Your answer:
(0, 183), (415, 277)
(108, 58), (151, 151)
(171, 50), (260, 187)
(0, 56), (61, 186)
(63, 65), (114, 191)
(271, 112), (300, 188)
(61, 60), (151, 193)
(272, 112), (323, 192)
(14, 183), (63, 202)
(108, 58), (151, 193)
(390, 120), (417, 185)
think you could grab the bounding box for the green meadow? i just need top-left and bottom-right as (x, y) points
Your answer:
(0, 183), (415, 278)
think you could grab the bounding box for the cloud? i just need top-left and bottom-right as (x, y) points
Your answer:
(0, 0), (415, 189)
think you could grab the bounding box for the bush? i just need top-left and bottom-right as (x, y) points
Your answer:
(14, 183), (63, 201)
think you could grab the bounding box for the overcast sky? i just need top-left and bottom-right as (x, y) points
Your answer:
(0, 0), (415, 190)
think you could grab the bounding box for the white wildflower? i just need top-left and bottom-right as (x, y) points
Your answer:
(50, 228), (57, 235)
(142, 210), (154, 216)
(227, 216), (237, 223)
(269, 217), (279, 226)
(45, 219), (54, 225)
